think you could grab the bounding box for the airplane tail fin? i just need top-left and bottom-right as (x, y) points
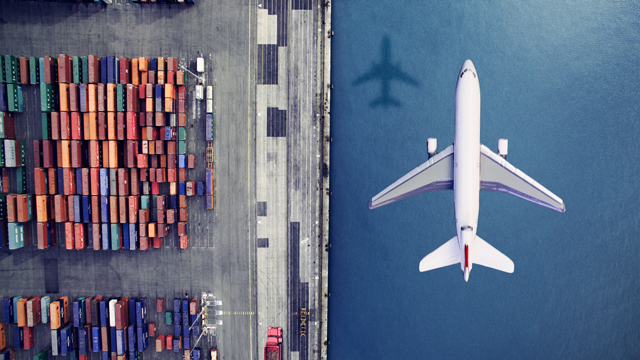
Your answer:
(473, 235), (514, 273)
(419, 236), (460, 272)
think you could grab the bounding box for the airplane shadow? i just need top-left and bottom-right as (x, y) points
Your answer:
(353, 34), (420, 108)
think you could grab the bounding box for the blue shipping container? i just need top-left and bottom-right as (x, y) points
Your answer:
(136, 298), (146, 326)
(183, 329), (191, 349)
(13, 324), (22, 349)
(178, 154), (186, 168)
(182, 312), (189, 327)
(137, 324), (148, 351)
(165, 126), (172, 140)
(39, 58), (46, 85)
(102, 223), (110, 251)
(150, 58), (158, 71)
(127, 324), (136, 352)
(173, 337), (180, 352)
(101, 196), (109, 223)
(173, 298), (180, 313)
(83, 195), (91, 223)
(123, 223), (129, 249)
(80, 84), (87, 112)
(206, 169), (213, 195)
(107, 56), (115, 84)
(179, 182), (186, 195)
(58, 168), (65, 195)
(129, 224), (137, 250)
(73, 299), (85, 327)
(100, 168), (109, 196)
(155, 84), (162, 99)
(169, 195), (177, 209)
(92, 326), (101, 352)
(76, 168), (83, 194)
(110, 326), (117, 354)
(128, 298), (136, 326)
(100, 57), (108, 84)
(73, 196), (81, 223)
(60, 324), (74, 355)
(174, 312), (181, 326)
(3, 297), (13, 324)
(193, 347), (201, 360)
(206, 113), (213, 141)
(115, 58), (119, 84)
(102, 351), (109, 360)
(116, 328), (126, 355)
(78, 326), (88, 355)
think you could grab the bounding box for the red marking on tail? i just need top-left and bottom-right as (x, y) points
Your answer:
(465, 245), (469, 268)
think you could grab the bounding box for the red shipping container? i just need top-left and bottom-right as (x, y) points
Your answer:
(75, 223), (86, 249)
(137, 154), (148, 168)
(148, 322), (156, 337)
(50, 112), (60, 140)
(138, 209), (149, 224)
(126, 84), (138, 112)
(67, 196), (75, 223)
(128, 196), (139, 222)
(90, 168), (100, 195)
(179, 195), (187, 208)
(139, 169), (148, 182)
(19, 57), (29, 84)
(119, 57), (130, 84)
(2, 112), (16, 139)
(89, 141), (100, 168)
(71, 112), (82, 139)
(166, 209), (175, 224)
(88, 55), (100, 84)
(63, 168), (76, 195)
(130, 169), (139, 195)
(140, 236), (149, 250)
(34, 168), (47, 195)
(157, 210), (165, 224)
(17, 194), (32, 222)
(118, 169), (129, 196)
(178, 86), (186, 100)
(110, 196), (118, 223)
(153, 237), (161, 249)
(107, 112), (116, 140)
(42, 140), (54, 167)
(58, 54), (72, 83)
(117, 112), (125, 140)
(60, 112), (71, 139)
(114, 299), (128, 330)
(167, 155), (176, 170)
(33, 140), (42, 168)
(179, 235), (188, 249)
(48, 168), (57, 195)
(92, 196), (100, 223)
(187, 154), (195, 168)
(146, 112), (154, 127)
(98, 112), (107, 140)
(125, 140), (138, 168)
(97, 84), (106, 112)
(156, 298), (164, 313)
(155, 141), (164, 155)
(92, 223), (101, 250)
(178, 113), (186, 127)
(126, 112), (139, 139)
(43, 56), (54, 84)
(156, 168), (165, 183)
(178, 99), (185, 113)
(148, 70), (155, 85)
(70, 140), (83, 168)
(138, 85), (145, 100)
(118, 196), (128, 223)
(177, 222), (187, 237)
(65, 222), (74, 249)
(69, 83), (79, 112)
(178, 168), (186, 182)
(166, 71), (175, 84)
(82, 168), (90, 196)
(167, 142), (176, 155)
(23, 325), (34, 349)
(152, 182), (160, 195)
(37, 222), (48, 249)
(148, 169), (156, 182)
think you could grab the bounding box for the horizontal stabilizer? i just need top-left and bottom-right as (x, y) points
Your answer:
(473, 236), (514, 273)
(419, 236), (460, 272)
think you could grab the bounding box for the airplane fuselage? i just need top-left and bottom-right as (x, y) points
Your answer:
(454, 60), (481, 281)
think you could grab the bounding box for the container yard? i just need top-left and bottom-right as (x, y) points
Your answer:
(0, 0), (331, 359)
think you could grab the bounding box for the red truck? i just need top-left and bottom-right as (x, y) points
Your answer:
(264, 326), (282, 360)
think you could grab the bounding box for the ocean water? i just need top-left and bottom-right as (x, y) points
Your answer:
(327, 1), (640, 359)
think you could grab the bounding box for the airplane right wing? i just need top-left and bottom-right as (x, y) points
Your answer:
(480, 145), (566, 212)
(369, 145), (454, 209)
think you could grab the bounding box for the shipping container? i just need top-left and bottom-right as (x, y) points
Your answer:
(61, 324), (75, 355)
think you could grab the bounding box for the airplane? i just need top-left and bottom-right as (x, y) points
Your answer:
(353, 35), (419, 107)
(368, 59), (565, 282)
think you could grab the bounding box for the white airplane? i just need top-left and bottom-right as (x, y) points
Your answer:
(368, 60), (565, 282)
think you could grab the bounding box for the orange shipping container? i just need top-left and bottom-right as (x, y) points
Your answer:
(17, 194), (33, 222)
(141, 71), (148, 85)
(110, 196), (119, 223)
(107, 83), (116, 112)
(103, 140), (110, 168)
(60, 140), (71, 168)
(59, 83), (70, 112)
(89, 140), (101, 168)
(50, 301), (61, 329)
(17, 297), (28, 327)
(109, 141), (118, 168)
(59, 296), (69, 324)
(148, 223), (156, 238)
(157, 71), (165, 85)
(88, 84), (97, 112)
(119, 196), (127, 223)
(36, 195), (48, 222)
(48, 168), (57, 195)
(132, 58), (139, 85)
(65, 221), (74, 249)
(138, 57), (148, 71)
(107, 112), (116, 140)
(0, 323), (5, 350)
(54, 194), (68, 222)
(75, 223), (86, 249)
(146, 97), (154, 112)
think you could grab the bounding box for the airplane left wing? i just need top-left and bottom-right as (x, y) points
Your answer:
(480, 145), (566, 212)
(369, 145), (454, 209)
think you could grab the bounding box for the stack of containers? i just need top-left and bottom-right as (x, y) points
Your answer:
(32, 54), (200, 252)
(156, 297), (199, 355)
(205, 84), (215, 210)
(1, 296), (51, 352)
(1, 55), (24, 113)
(49, 296), (70, 356)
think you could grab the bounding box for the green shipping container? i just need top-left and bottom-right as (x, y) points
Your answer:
(16, 166), (27, 194)
(0, 141), (4, 167)
(40, 83), (56, 112)
(165, 311), (172, 325)
(81, 56), (88, 84)
(34, 349), (49, 360)
(116, 84), (125, 112)
(0, 112), (4, 138)
(4, 55), (18, 84)
(178, 127), (186, 141)
(111, 223), (120, 250)
(140, 195), (149, 209)
(72, 56), (80, 84)
(42, 113), (50, 140)
(178, 140), (186, 155)
(7, 83), (23, 113)
(30, 57), (39, 84)
(0, 55), (4, 83)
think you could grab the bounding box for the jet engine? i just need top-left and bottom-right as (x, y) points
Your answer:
(498, 138), (508, 159)
(427, 138), (437, 159)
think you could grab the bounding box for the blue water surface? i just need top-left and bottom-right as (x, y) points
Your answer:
(328, 1), (640, 359)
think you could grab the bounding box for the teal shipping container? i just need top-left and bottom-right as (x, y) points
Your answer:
(72, 56), (81, 84)
(29, 57), (39, 84)
(82, 56), (88, 85)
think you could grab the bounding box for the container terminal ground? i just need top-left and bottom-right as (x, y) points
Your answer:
(0, 0), (331, 359)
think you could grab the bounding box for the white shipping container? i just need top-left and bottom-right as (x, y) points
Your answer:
(4, 139), (16, 167)
(195, 85), (204, 100)
(206, 99), (214, 113)
(0, 112), (5, 138)
(109, 299), (117, 327)
(142, 140), (149, 154)
(206, 85), (213, 100)
(196, 57), (205, 73)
